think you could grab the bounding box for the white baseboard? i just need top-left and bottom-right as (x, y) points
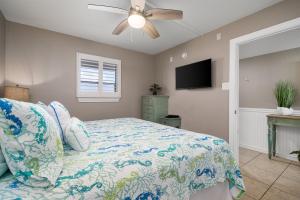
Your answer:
(276, 153), (298, 162)
(240, 144), (298, 161)
(239, 144), (268, 154)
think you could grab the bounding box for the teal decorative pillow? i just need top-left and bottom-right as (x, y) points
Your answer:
(0, 98), (64, 187)
(0, 148), (8, 177)
(65, 117), (90, 152)
(48, 101), (71, 143)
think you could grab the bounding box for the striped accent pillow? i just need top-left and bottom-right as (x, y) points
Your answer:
(48, 101), (71, 143)
(64, 117), (90, 152)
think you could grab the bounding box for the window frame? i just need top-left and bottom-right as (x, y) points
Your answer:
(76, 52), (121, 102)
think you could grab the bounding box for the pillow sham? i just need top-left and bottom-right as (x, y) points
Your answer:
(48, 101), (71, 143)
(65, 117), (90, 152)
(0, 98), (64, 187)
(0, 148), (8, 177)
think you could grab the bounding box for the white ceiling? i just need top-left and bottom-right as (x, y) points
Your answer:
(0, 0), (282, 55)
(240, 28), (300, 59)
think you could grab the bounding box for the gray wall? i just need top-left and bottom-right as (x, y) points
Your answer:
(240, 48), (300, 109)
(0, 11), (5, 96)
(5, 21), (155, 121)
(154, 0), (300, 140)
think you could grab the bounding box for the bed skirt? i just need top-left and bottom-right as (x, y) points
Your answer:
(190, 181), (232, 200)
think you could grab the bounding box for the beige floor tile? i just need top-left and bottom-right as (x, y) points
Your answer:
(290, 161), (300, 167)
(261, 187), (299, 200)
(240, 158), (246, 167)
(239, 147), (260, 166)
(240, 194), (256, 200)
(241, 153), (289, 185)
(281, 164), (300, 181)
(243, 176), (269, 200)
(248, 154), (289, 174)
(239, 148), (300, 200)
(273, 165), (300, 198)
(241, 164), (280, 185)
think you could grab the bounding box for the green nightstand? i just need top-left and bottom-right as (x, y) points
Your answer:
(159, 116), (181, 128)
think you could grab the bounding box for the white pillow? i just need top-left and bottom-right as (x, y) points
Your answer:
(48, 101), (71, 143)
(36, 101), (49, 112)
(65, 117), (90, 152)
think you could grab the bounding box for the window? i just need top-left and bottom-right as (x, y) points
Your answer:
(77, 53), (121, 102)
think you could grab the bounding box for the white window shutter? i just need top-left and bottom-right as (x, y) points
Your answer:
(103, 62), (117, 93)
(77, 52), (121, 102)
(80, 59), (99, 92)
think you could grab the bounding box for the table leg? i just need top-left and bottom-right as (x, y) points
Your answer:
(272, 125), (276, 157)
(268, 122), (272, 159)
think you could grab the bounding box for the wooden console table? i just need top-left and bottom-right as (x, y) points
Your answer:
(267, 114), (300, 159)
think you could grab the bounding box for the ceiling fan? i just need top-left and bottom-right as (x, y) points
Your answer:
(88, 0), (183, 39)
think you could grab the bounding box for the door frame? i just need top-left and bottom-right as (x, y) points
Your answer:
(229, 17), (300, 162)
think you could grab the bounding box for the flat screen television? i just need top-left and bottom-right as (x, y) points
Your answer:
(176, 58), (212, 89)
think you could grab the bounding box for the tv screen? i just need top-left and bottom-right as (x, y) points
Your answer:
(176, 59), (212, 89)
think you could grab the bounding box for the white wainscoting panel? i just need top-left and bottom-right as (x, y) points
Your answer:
(239, 108), (300, 161)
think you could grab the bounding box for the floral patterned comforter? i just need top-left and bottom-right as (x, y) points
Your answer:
(0, 118), (245, 200)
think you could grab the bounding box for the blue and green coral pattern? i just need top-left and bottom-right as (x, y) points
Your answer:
(0, 98), (64, 188)
(0, 118), (244, 199)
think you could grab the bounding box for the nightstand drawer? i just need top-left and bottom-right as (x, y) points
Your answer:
(143, 113), (155, 122)
(143, 103), (154, 110)
(159, 117), (181, 128)
(142, 97), (153, 105)
(143, 109), (154, 117)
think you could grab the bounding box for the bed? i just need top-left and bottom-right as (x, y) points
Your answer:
(0, 118), (245, 199)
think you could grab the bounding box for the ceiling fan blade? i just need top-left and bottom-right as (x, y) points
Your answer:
(143, 20), (160, 39)
(146, 9), (183, 20)
(112, 19), (129, 35)
(131, 0), (145, 11)
(88, 4), (128, 15)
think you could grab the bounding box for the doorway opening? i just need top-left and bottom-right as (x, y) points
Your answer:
(229, 17), (300, 162)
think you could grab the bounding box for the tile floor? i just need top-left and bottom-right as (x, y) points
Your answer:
(239, 147), (300, 200)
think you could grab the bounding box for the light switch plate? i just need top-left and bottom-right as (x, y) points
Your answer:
(182, 52), (188, 59)
(222, 82), (229, 90)
(217, 33), (222, 41)
(169, 56), (173, 62)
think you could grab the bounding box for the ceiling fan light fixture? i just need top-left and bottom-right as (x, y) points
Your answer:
(91, 1), (183, 39)
(128, 14), (145, 29)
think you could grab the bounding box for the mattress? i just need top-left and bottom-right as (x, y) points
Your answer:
(0, 118), (245, 199)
